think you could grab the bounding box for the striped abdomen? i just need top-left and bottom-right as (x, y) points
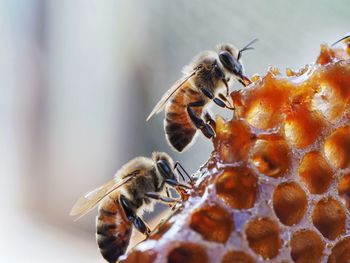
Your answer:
(96, 196), (132, 263)
(165, 83), (203, 152)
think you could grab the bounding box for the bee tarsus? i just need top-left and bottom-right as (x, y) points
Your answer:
(186, 101), (205, 127)
(186, 100), (215, 139)
(145, 192), (179, 203)
(120, 194), (151, 236)
(204, 112), (216, 129)
(201, 123), (216, 139)
(201, 87), (233, 110)
(174, 161), (192, 183)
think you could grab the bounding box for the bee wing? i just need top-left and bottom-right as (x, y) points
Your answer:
(70, 171), (139, 221)
(146, 70), (197, 121)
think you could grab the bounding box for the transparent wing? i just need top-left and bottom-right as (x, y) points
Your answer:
(146, 70), (197, 121)
(70, 170), (139, 221)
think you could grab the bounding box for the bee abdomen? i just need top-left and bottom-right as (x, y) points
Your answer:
(96, 201), (132, 263)
(165, 119), (196, 152)
(164, 86), (203, 151)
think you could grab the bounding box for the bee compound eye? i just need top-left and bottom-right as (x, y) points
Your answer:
(219, 51), (242, 75)
(219, 51), (232, 69)
(157, 160), (172, 178)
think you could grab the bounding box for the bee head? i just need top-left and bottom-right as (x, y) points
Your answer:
(152, 152), (176, 180)
(217, 39), (257, 86)
(217, 43), (242, 74)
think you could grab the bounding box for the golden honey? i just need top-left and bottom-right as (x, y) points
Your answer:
(121, 41), (350, 263)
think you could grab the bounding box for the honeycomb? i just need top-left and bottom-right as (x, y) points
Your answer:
(119, 39), (350, 263)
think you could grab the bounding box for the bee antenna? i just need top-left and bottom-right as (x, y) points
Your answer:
(238, 38), (259, 60)
(331, 34), (350, 47)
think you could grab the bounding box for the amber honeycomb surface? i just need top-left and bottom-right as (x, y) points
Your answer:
(119, 40), (350, 263)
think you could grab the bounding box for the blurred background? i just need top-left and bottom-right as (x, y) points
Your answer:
(0, 0), (348, 262)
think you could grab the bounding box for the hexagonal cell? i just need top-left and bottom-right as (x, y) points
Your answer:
(328, 237), (350, 263)
(312, 82), (348, 122)
(221, 251), (255, 263)
(189, 204), (233, 243)
(284, 104), (325, 149)
(338, 173), (350, 211)
(242, 74), (291, 130)
(167, 243), (208, 263)
(290, 230), (324, 263)
(214, 117), (253, 163)
(215, 167), (258, 209)
(318, 61), (350, 117)
(273, 182), (307, 226)
(251, 139), (290, 178)
(245, 218), (282, 259)
(298, 151), (333, 194)
(324, 126), (350, 169)
(312, 198), (346, 240)
(119, 250), (156, 263)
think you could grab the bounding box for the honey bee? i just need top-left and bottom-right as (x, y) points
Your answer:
(146, 39), (258, 152)
(70, 152), (191, 263)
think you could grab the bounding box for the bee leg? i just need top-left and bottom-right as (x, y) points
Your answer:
(120, 195), (151, 236)
(174, 161), (192, 183)
(201, 124), (215, 139)
(203, 112), (216, 130)
(145, 192), (179, 203)
(238, 79), (248, 87)
(166, 187), (172, 207)
(218, 93), (235, 110)
(187, 101), (205, 129)
(165, 178), (191, 189)
(201, 88), (234, 110)
(187, 101), (215, 139)
(133, 216), (151, 237)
